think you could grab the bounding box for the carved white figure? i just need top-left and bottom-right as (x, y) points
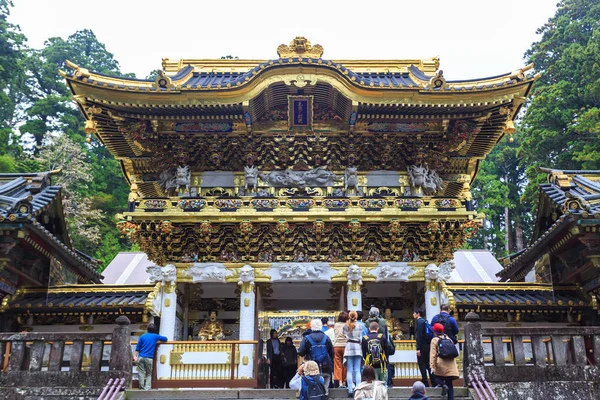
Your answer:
(259, 167), (340, 188)
(424, 263), (439, 281)
(408, 165), (444, 196)
(437, 261), (454, 282)
(159, 166), (191, 195)
(146, 264), (177, 284)
(344, 167), (359, 194)
(408, 165), (427, 189)
(186, 263), (231, 283)
(378, 264), (399, 279)
(303, 167), (340, 187)
(347, 264), (363, 286)
(259, 169), (306, 187)
(238, 264), (255, 288)
(279, 263), (324, 279)
(244, 166), (258, 192)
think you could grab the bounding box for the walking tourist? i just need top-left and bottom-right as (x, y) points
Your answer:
(321, 317), (330, 332)
(343, 311), (364, 398)
(298, 319), (334, 396)
(367, 306), (388, 336)
(289, 360), (327, 400)
(408, 381), (430, 400)
(429, 323), (459, 400)
(266, 329), (284, 388)
(325, 319), (336, 343)
(413, 309), (433, 387)
(431, 304), (459, 344)
(356, 311), (367, 336)
(133, 323), (167, 390)
(282, 337), (298, 388)
(333, 311), (349, 387)
(352, 365), (388, 400)
(362, 321), (389, 383)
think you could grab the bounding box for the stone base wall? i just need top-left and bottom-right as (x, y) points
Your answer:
(0, 386), (111, 400)
(492, 381), (600, 400)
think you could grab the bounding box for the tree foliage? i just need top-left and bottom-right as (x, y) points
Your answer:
(0, 2), (140, 268)
(519, 0), (600, 204)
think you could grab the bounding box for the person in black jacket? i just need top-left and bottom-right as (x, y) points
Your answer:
(409, 381), (430, 399)
(266, 329), (284, 388)
(298, 319), (334, 396)
(413, 309), (432, 387)
(281, 336), (298, 388)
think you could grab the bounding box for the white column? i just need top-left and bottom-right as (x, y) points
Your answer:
(238, 265), (256, 378)
(146, 264), (177, 381)
(424, 264), (441, 321)
(347, 264), (363, 311)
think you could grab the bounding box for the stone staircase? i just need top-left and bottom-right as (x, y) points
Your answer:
(125, 387), (472, 399)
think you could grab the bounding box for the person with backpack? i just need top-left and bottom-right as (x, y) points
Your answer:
(429, 323), (459, 400)
(282, 337), (298, 388)
(298, 319), (334, 397)
(361, 321), (389, 384)
(431, 304), (459, 344)
(353, 364), (388, 400)
(343, 311), (363, 398)
(413, 309), (433, 387)
(289, 360), (327, 400)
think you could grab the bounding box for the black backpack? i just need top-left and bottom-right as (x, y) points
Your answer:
(364, 333), (387, 369)
(437, 335), (459, 359)
(302, 376), (326, 400)
(436, 313), (458, 344)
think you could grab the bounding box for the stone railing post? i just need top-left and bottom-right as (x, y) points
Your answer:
(110, 315), (132, 386)
(463, 312), (484, 386)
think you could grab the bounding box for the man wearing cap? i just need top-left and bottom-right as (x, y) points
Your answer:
(409, 381), (430, 399)
(366, 306), (387, 336)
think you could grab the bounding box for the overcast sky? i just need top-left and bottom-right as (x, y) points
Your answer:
(10, 0), (558, 80)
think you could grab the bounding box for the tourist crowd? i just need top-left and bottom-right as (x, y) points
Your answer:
(266, 304), (460, 400)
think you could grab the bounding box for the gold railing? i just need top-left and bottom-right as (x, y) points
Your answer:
(153, 340), (258, 389)
(390, 340), (465, 380)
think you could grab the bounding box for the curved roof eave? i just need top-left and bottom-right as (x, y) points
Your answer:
(62, 59), (537, 107)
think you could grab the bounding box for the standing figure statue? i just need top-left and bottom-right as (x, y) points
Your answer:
(244, 165), (258, 193)
(344, 167), (359, 195)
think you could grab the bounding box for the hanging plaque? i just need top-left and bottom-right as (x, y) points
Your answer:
(288, 95), (313, 131)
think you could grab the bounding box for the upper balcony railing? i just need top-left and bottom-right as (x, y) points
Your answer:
(132, 195), (467, 214)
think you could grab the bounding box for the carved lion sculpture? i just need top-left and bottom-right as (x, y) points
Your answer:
(424, 264), (439, 281)
(238, 264), (255, 287)
(347, 264), (363, 286)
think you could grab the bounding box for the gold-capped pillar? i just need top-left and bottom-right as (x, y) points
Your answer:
(237, 265), (256, 378)
(347, 264), (363, 311)
(424, 264), (441, 320)
(147, 264), (177, 381)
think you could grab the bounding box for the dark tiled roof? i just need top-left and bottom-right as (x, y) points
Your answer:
(450, 284), (592, 310)
(499, 169), (600, 281)
(65, 58), (528, 92)
(4, 285), (155, 313)
(0, 172), (102, 283)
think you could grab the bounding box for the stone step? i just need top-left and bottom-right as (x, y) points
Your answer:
(0, 386), (105, 400)
(126, 387), (471, 400)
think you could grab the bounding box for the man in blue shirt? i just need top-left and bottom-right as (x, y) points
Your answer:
(133, 324), (168, 390)
(431, 304), (459, 344)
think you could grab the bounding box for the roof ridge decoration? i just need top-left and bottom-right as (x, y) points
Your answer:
(277, 36), (324, 59)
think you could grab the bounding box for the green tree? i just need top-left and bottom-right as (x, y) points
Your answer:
(519, 0), (600, 204)
(0, 0), (27, 154)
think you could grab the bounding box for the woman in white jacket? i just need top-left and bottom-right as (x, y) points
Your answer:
(353, 365), (388, 400)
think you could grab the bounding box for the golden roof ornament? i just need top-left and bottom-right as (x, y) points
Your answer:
(277, 36), (324, 58)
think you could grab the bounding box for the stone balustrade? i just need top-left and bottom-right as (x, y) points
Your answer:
(463, 312), (600, 398)
(0, 316), (131, 389)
